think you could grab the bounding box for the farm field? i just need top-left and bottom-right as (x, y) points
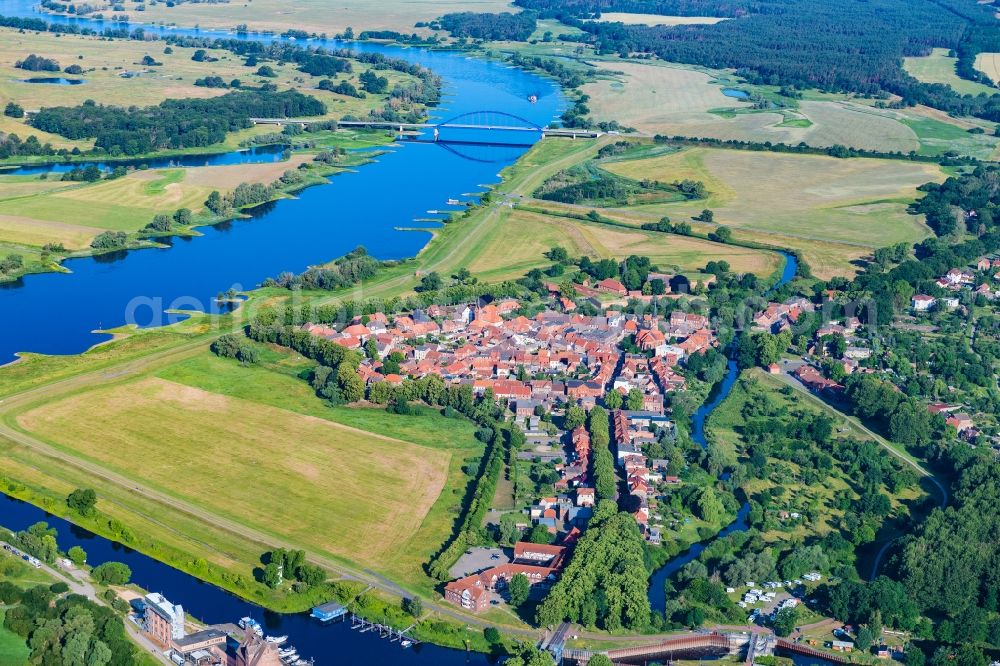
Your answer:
(595, 13), (727, 25)
(449, 207), (781, 280)
(975, 52), (1000, 85)
(40, 0), (511, 36)
(0, 27), (414, 124)
(12, 371), (459, 572)
(603, 147), (942, 248)
(0, 156), (312, 250)
(904, 48), (999, 96)
(582, 61), (922, 152)
(0, 340), (486, 594)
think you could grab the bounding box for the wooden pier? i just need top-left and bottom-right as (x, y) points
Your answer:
(348, 613), (420, 646)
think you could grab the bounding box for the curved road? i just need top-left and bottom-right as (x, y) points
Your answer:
(773, 364), (949, 581)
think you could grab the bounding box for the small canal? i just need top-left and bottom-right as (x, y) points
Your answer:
(648, 252), (797, 612)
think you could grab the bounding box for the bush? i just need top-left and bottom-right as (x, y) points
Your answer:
(49, 582), (69, 594)
(0, 581), (22, 604)
(210, 333), (260, 364)
(67, 546), (87, 566)
(3, 102), (24, 118)
(91, 561), (131, 585)
(90, 231), (127, 250)
(66, 488), (97, 516)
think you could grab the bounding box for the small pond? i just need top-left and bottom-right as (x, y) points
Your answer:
(721, 87), (749, 99)
(19, 77), (85, 85)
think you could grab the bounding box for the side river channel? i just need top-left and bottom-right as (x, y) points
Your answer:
(648, 252), (798, 612)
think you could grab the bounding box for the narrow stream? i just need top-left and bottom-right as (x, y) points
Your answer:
(647, 252), (797, 612)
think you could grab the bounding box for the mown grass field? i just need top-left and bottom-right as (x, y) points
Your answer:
(6, 346), (484, 592)
(14, 371), (455, 565)
(41, 0), (510, 36)
(0, 608), (28, 666)
(0, 157), (316, 250)
(975, 52), (1000, 85)
(0, 27), (415, 137)
(603, 146), (941, 247)
(904, 48), (999, 96)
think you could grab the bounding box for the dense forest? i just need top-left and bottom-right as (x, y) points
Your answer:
(29, 90), (325, 155)
(438, 11), (539, 41)
(912, 165), (1000, 236)
(514, 0), (1000, 121)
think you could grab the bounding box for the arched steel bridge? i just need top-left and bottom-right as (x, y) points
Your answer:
(249, 109), (600, 139)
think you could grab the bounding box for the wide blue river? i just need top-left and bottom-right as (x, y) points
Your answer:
(0, 0), (564, 365)
(0, 1), (562, 662)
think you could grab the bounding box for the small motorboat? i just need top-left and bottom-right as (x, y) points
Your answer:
(266, 635), (288, 645)
(401, 640), (412, 648)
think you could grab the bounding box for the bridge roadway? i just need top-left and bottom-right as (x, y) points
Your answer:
(562, 631), (739, 664)
(248, 117), (601, 138)
(560, 631), (850, 665)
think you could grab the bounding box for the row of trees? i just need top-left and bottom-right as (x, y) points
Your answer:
(536, 501), (651, 630)
(31, 90), (326, 155)
(587, 406), (616, 502)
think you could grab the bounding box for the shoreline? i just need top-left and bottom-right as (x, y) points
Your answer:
(0, 142), (392, 284)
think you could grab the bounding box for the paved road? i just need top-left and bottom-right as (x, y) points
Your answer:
(774, 361), (948, 505)
(2, 540), (171, 663)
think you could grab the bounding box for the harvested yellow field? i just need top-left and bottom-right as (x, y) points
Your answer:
(975, 52), (1000, 85)
(583, 61), (734, 127)
(189, 155), (313, 190)
(16, 377), (451, 562)
(0, 27), (414, 118)
(604, 147), (942, 247)
(0, 215), (103, 249)
(42, 0), (512, 36)
(794, 101), (919, 153)
(596, 13), (727, 25)
(583, 61), (920, 152)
